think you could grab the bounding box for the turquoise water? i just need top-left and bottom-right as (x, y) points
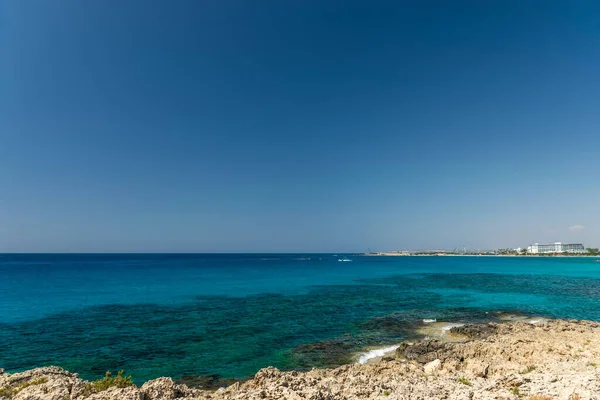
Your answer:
(2, 254), (600, 383)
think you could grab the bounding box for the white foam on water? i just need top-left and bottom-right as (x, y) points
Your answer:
(357, 345), (400, 364)
(528, 318), (546, 324)
(440, 323), (465, 335)
(423, 319), (437, 323)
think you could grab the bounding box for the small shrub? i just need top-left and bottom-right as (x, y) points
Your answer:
(0, 377), (48, 399)
(86, 371), (135, 394)
(510, 386), (521, 397)
(17, 377), (48, 391)
(0, 387), (14, 399)
(587, 362), (597, 368)
(383, 389), (390, 396)
(458, 377), (472, 386)
(523, 365), (536, 374)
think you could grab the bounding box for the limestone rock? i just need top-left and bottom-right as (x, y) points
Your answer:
(141, 377), (201, 400)
(141, 378), (179, 400)
(449, 323), (498, 339)
(85, 386), (142, 400)
(423, 359), (441, 374)
(398, 339), (451, 363)
(2, 367), (80, 400)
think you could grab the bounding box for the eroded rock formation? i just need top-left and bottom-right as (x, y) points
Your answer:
(2, 319), (599, 399)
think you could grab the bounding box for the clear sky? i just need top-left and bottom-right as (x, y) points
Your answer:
(1, 1), (599, 253)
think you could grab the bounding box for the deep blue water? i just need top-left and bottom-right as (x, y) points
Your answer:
(2, 254), (600, 383)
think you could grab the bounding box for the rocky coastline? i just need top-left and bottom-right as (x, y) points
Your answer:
(2, 319), (600, 399)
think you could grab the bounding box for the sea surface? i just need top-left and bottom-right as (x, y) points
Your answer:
(3, 254), (600, 383)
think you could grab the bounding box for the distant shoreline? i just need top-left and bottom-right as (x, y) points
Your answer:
(359, 253), (600, 257)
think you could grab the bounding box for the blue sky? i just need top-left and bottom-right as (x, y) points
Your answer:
(1, 1), (599, 252)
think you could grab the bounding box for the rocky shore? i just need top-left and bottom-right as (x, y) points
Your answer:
(2, 319), (600, 399)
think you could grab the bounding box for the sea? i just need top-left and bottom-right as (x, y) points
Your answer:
(2, 253), (600, 384)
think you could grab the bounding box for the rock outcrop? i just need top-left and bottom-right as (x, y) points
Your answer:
(2, 319), (600, 399)
(448, 322), (499, 339)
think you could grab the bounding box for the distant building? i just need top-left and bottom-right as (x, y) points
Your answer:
(527, 242), (585, 254)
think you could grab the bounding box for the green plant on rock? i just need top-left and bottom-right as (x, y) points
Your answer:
(85, 370), (135, 394)
(0, 377), (48, 399)
(510, 385), (522, 397)
(383, 389), (390, 396)
(17, 377), (48, 391)
(458, 377), (472, 386)
(523, 365), (536, 374)
(0, 387), (13, 399)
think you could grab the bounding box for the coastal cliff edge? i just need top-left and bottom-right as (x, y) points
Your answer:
(2, 319), (599, 399)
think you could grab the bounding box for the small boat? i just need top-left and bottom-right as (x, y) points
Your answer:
(338, 258), (353, 262)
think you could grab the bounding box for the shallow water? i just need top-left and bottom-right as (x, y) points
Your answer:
(2, 254), (600, 382)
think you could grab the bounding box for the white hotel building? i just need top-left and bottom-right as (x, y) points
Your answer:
(527, 242), (585, 254)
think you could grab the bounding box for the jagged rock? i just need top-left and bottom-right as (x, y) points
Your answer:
(85, 386), (142, 400)
(174, 374), (241, 390)
(2, 367), (80, 400)
(423, 359), (441, 374)
(449, 323), (498, 339)
(224, 381), (241, 393)
(466, 360), (490, 378)
(397, 339), (451, 363)
(141, 378), (178, 400)
(141, 377), (201, 400)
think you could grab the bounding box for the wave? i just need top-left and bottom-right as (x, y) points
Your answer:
(357, 345), (400, 365)
(440, 323), (465, 335)
(528, 318), (547, 324)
